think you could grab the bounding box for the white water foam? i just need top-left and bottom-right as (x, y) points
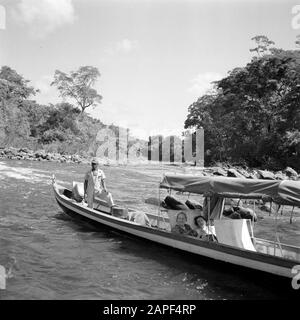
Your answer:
(0, 162), (65, 185)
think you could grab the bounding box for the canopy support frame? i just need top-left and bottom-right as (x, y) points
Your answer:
(274, 201), (283, 258)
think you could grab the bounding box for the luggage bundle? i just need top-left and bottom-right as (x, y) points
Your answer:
(72, 182), (84, 202)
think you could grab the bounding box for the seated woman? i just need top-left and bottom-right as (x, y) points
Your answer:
(171, 212), (198, 237)
(194, 215), (218, 242)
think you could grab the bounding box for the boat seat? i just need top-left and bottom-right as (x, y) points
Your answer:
(214, 219), (256, 251)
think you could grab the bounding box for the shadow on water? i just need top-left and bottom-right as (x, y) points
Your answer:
(53, 213), (72, 221)
(55, 210), (298, 300)
(54, 211), (116, 237)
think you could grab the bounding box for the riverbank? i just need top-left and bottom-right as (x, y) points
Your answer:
(1, 146), (299, 181)
(0, 146), (90, 164)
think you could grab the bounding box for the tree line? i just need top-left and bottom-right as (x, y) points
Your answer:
(185, 36), (300, 170)
(1, 35), (300, 169)
(0, 64), (202, 164)
(0, 65), (107, 156)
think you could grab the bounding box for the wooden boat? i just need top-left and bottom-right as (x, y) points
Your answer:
(52, 174), (300, 279)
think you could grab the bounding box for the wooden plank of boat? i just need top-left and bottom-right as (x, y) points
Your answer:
(52, 182), (299, 279)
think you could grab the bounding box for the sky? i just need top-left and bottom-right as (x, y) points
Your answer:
(0, 0), (299, 139)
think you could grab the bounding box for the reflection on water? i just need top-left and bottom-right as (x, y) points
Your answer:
(0, 160), (296, 299)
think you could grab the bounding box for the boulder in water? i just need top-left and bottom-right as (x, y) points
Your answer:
(4, 147), (18, 156)
(145, 197), (162, 206)
(18, 147), (30, 153)
(212, 167), (227, 176)
(229, 212), (241, 219)
(259, 204), (274, 213)
(284, 167), (298, 180)
(235, 206), (257, 222)
(227, 168), (245, 178)
(185, 199), (203, 210)
(257, 170), (275, 180)
(274, 171), (285, 180)
(35, 150), (47, 159)
(164, 195), (189, 210)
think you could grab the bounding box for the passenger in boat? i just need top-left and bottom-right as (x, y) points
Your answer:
(194, 215), (209, 238)
(194, 215), (218, 242)
(84, 158), (107, 209)
(171, 212), (198, 237)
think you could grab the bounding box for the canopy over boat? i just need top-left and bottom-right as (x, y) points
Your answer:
(160, 174), (300, 206)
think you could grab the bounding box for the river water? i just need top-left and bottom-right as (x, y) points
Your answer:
(0, 160), (296, 299)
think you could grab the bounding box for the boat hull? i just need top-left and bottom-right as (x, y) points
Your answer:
(53, 183), (298, 279)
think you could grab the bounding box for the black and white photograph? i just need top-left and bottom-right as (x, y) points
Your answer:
(0, 0), (299, 306)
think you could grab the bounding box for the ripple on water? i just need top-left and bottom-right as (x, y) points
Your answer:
(0, 160), (294, 300)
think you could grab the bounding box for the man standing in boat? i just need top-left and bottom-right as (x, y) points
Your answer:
(84, 158), (107, 209)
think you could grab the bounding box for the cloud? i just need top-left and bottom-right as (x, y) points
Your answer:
(90, 101), (184, 140)
(35, 75), (53, 93)
(105, 39), (139, 55)
(35, 75), (60, 105)
(188, 72), (223, 97)
(12, 0), (76, 38)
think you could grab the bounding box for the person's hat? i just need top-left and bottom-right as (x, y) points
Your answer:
(91, 158), (99, 165)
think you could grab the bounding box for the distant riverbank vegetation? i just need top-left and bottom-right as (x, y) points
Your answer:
(185, 36), (300, 170)
(1, 36), (300, 170)
(0, 65), (110, 157)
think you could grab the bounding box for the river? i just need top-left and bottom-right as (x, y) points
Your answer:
(0, 160), (296, 299)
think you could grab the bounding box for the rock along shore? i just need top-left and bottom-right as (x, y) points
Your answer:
(0, 146), (90, 164)
(0, 146), (299, 181)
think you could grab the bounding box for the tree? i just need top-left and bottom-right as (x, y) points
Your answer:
(185, 94), (232, 163)
(2, 102), (31, 145)
(250, 35), (275, 57)
(51, 66), (102, 114)
(0, 65), (107, 151)
(0, 66), (38, 147)
(185, 36), (300, 170)
(0, 66), (37, 101)
(38, 103), (81, 143)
